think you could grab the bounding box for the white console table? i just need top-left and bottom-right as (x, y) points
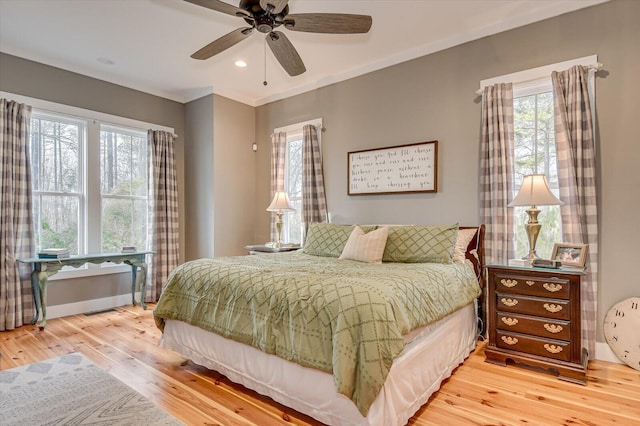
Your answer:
(18, 251), (152, 329)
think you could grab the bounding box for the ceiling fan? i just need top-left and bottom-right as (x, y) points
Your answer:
(184, 0), (372, 76)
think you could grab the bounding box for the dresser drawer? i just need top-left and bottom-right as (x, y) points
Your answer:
(496, 312), (571, 341)
(494, 273), (570, 299)
(496, 330), (571, 362)
(496, 293), (570, 320)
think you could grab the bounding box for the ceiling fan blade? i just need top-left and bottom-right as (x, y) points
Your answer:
(259, 0), (288, 15)
(266, 31), (306, 76)
(183, 0), (250, 18)
(284, 13), (372, 34)
(191, 27), (253, 60)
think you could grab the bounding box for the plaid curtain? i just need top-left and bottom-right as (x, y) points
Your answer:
(552, 66), (598, 357)
(480, 84), (515, 265)
(0, 99), (35, 331)
(147, 130), (179, 302)
(301, 125), (328, 235)
(269, 132), (287, 242)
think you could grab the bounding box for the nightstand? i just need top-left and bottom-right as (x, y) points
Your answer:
(485, 264), (587, 384)
(245, 245), (301, 255)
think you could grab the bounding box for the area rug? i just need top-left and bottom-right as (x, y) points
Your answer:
(0, 352), (183, 425)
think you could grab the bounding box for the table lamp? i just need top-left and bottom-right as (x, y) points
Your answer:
(266, 191), (295, 248)
(508, 174), (563, 263)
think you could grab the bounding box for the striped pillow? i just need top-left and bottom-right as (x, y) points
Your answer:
(339, 226), (389, 264)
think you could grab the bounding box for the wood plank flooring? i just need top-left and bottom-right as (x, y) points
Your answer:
(1, 304), (638, 425)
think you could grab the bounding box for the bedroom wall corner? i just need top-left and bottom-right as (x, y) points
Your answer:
(185, 94), (215, 260)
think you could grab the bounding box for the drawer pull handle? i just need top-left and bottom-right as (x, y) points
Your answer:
(544, 303), (563, 313)
(501, 317), (519, 326)
(544, 324), (563, 333)
(501, 336), (518, 345)
(526, 280), (535, 286)
(501, 298), (519, 307)
(543, 283), (563, 293)
(501, 279), (518, 288)
(544, 344), (563, 354)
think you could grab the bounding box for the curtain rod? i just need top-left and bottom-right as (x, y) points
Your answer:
(475, 62), (604, 95)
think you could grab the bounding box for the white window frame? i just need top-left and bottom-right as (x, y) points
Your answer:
(99, 124), (150, 254)
(2, 91), (173, 280)
(274, 118), (323, 244)
(30, 110), (87, 256)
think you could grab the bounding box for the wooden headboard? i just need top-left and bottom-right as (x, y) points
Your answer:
(460, 225), (486, 336)
(460, 225), (485, 288)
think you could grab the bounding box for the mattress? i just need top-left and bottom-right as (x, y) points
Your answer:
(159, 301), (478, 426)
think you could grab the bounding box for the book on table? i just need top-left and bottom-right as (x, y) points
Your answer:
(38, 248), (70, 259)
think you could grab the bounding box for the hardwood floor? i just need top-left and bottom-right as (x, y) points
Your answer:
(1, 304), (638, 425)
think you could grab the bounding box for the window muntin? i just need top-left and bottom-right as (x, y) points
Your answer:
(100, 126), (148, 252)
(512, 87), (561, 259)
(30, 113), (85, 254)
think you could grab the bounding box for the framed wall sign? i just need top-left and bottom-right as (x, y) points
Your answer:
(348, 141), (438, 195)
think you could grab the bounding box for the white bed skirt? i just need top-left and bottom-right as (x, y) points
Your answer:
(159, 301), (478, 426)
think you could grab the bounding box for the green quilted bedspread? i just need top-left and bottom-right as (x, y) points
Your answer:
(153, 252), (481, 416)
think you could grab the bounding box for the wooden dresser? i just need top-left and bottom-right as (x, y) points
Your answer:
(485, 264), (587, 384)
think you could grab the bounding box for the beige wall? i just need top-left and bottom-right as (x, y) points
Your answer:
(212, 94), (256, 256)
(184, 93), (256, 260)
(255, 0), (640, 344)
(184, 95), (215, 260)
(0, 52), (186, 305)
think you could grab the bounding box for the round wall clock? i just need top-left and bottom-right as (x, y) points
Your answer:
(603, 297), (640, 371)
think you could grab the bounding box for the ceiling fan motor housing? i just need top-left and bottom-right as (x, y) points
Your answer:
(240, 0), (288, 32)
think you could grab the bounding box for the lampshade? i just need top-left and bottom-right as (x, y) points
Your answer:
(266, 191), (295, 212)
(508, 174), (563, 207)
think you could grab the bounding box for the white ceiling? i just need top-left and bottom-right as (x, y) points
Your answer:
(0, 0), (606, 107)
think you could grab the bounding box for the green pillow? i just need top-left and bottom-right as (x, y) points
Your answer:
(303, 223), (377, 258)
(382, 224), (459, 263)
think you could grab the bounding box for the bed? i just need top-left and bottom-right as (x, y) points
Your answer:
(154, 223), (485, 425)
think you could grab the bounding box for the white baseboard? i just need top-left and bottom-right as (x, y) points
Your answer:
(46, 292), (142, 320)
(595, 341), (622, 364)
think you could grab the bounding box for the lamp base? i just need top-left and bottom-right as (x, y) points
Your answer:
(274, 212), (284, 249)
(521, 206), (543, 265)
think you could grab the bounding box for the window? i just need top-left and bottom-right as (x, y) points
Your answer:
(100, 126), (148, 252)
(5, 91), (174, 278)
(30, 113), (150, 259)
(274, 118), (322, 244)
(512, 85), (561, 259)
(30, 112), (85, 253)
(480, 55), (597, 260)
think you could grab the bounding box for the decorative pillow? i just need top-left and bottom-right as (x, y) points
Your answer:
(303, 223), (378, 258)
(453, 228), (478, 263)
(382, 224), (458, 263)
(339, 226), (389, 264)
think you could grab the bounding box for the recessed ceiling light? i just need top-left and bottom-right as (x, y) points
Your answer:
(235, 60), (247, 68)
(97, 57), (115, 66)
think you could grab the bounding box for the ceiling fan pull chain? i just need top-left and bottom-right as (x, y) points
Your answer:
(263, 37), (268, 86)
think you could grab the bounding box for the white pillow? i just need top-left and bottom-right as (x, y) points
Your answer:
(339, 226), (389, 264)
(453, 228), (477, 263)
